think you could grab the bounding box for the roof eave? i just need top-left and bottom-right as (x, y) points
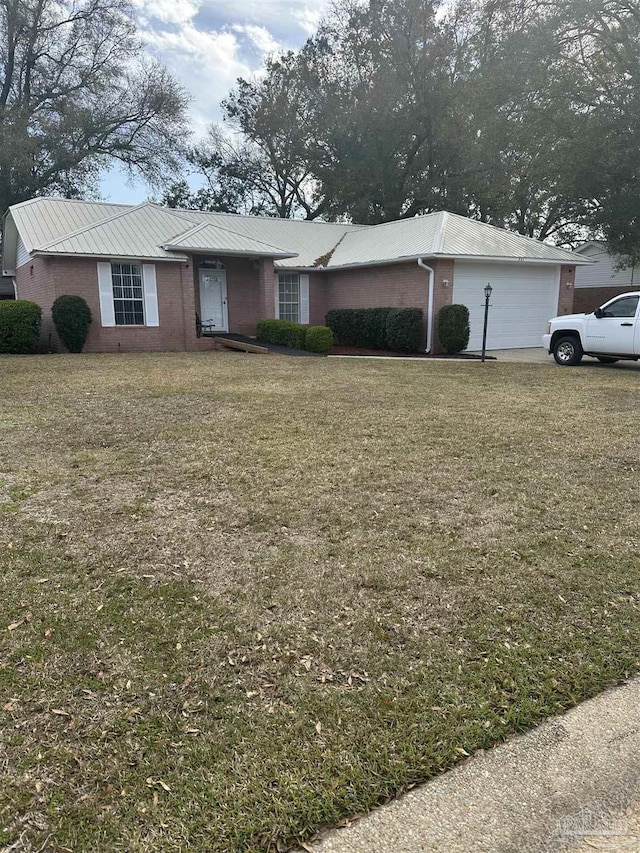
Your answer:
(164, 245), (297, 259)
(32, 250), (188, 263)
(287, 252), (592, 272)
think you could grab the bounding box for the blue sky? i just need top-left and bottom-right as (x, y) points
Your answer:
(100, 0), (331, 203)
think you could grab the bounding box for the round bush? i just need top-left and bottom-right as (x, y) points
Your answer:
(305, 325), (334, 354)
(52, 295), (93, 353)
(0, 300), (42, 353)
(438, 304), (470, 354)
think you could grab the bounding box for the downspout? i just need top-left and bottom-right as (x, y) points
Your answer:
(417, 258), (435, 353)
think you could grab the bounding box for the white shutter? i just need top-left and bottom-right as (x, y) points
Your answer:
(299, 274), (310, 325)
(97, 262), (115, 327)
(142, 264), (159, 327)
(275, 274), (281, 319)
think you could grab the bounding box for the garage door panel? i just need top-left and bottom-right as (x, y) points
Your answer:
(452, 262), (559, 350)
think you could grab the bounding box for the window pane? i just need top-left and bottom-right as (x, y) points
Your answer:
(602, 296), (639, 318)
(112, 262), (146, 325)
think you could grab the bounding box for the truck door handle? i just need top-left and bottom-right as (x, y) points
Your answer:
(621, 322), (634, 326)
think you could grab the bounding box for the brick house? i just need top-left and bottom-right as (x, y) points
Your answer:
(1, 198), (590, 353)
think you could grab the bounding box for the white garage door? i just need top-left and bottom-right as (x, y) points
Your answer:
(452, 262), (560, 350)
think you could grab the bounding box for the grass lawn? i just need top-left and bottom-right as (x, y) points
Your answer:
(1, 353), (639, 852)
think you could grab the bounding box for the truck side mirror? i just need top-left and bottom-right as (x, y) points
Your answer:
(594, 307), (604, 318)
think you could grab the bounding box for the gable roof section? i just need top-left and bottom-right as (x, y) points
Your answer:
(163, 221), (297, 258)
(328, 211), (590, 268)
(35, 204), (198, 261)
(10, 197), (131, 253)
(178, 211), (364, 269)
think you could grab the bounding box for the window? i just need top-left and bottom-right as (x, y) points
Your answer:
(111, 263), (145, 325)
(278, 273), (300, 323)
(602, 296), (639, 318)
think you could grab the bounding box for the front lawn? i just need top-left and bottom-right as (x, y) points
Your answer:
(1, 353), (638, 851)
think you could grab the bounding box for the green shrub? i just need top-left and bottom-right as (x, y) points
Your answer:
(438, 304), (470, 354)
(386, 307), (424, 351)
(0, 300), (42, 354)
(52, 295), (92, 353)
(305, 325), (334, 354)
(325, 308), (395, 348)
(256, 319), (307, 349)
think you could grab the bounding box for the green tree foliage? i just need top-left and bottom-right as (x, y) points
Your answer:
(0, 0), (188, 214)
(184, 0), (640, 259)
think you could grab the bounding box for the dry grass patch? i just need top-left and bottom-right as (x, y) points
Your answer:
(1, 352), (639, 852)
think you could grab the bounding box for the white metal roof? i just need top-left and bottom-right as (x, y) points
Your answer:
(3, 197), (590, 271)
(9, 197), (131, 253)
(330, 211), (589, 267)
(164, 221), (297, 258)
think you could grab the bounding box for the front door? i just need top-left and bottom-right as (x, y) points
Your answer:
(585, 294), (640, 355)
(199, 268), (228, 333)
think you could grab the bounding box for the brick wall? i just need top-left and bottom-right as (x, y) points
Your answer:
(573, 285), (632, 314)
(15, 258), (57, 349)
(323, 260), (454, 352)
(557, 265), (577, 315)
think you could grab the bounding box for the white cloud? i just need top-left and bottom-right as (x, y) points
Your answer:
(294, 6), (324, 36)
(133, 0), (200, 25)
(231, 23), (281, 54)
(143, 26), (252, 133)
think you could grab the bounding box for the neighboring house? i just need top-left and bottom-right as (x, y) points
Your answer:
(1, 198), (589, 353)
(573, 242), (640, 313)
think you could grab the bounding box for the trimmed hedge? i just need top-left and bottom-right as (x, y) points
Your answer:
(256, 319), (307, 349)
(305, 325), (333, 354)
(0, 300), (42, 354)
(326, 306), (424, 352)
(438, 304), (470, 354)
(52, 295), (93, 353)
(257, 319), (333, 353)
(325, 307), (395, 348)
(386, 307), (424, 351)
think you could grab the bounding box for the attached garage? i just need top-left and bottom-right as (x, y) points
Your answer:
(452, 261), (560, 350)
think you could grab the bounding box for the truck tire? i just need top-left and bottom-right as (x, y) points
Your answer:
(596, 356), (619, 364)
(553, 335), (583, 366)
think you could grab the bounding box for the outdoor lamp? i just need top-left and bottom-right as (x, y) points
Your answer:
(484, 283), (493, 300)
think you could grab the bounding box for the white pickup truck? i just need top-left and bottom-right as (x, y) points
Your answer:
(543, 292), (640, 366)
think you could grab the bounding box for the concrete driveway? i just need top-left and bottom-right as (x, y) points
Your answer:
(475, 348), (640, 369)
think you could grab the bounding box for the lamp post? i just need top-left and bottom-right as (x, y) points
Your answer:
(481, 283), (493, 363)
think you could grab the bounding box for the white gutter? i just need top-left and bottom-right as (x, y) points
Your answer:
(417, 258), (435, 354)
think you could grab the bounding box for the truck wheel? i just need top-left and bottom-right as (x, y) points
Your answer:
(553, 335), (583, 366)
(596, 356), (619, 364)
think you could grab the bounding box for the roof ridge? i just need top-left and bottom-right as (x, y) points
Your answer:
(433, 211), (448, 254)
(36, 202), (154, 251)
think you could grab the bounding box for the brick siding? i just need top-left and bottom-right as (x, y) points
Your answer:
(557, 265), (577, 315)
(573, 285), (633, 314)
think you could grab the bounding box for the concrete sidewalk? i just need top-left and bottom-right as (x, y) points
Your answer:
(311, 677), (640, 853)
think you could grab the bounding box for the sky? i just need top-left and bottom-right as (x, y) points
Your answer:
(100, 0), (331, 203)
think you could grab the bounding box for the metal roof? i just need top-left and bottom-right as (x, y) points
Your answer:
(164, 221), (297, 258)
(4, 198), (590, 270)
(329, 211), (590, 268)
(9, 197), (131, 253)
(36, 204), (197, 261)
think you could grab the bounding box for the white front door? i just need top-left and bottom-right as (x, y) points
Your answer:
(199, 269), (228, 332)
